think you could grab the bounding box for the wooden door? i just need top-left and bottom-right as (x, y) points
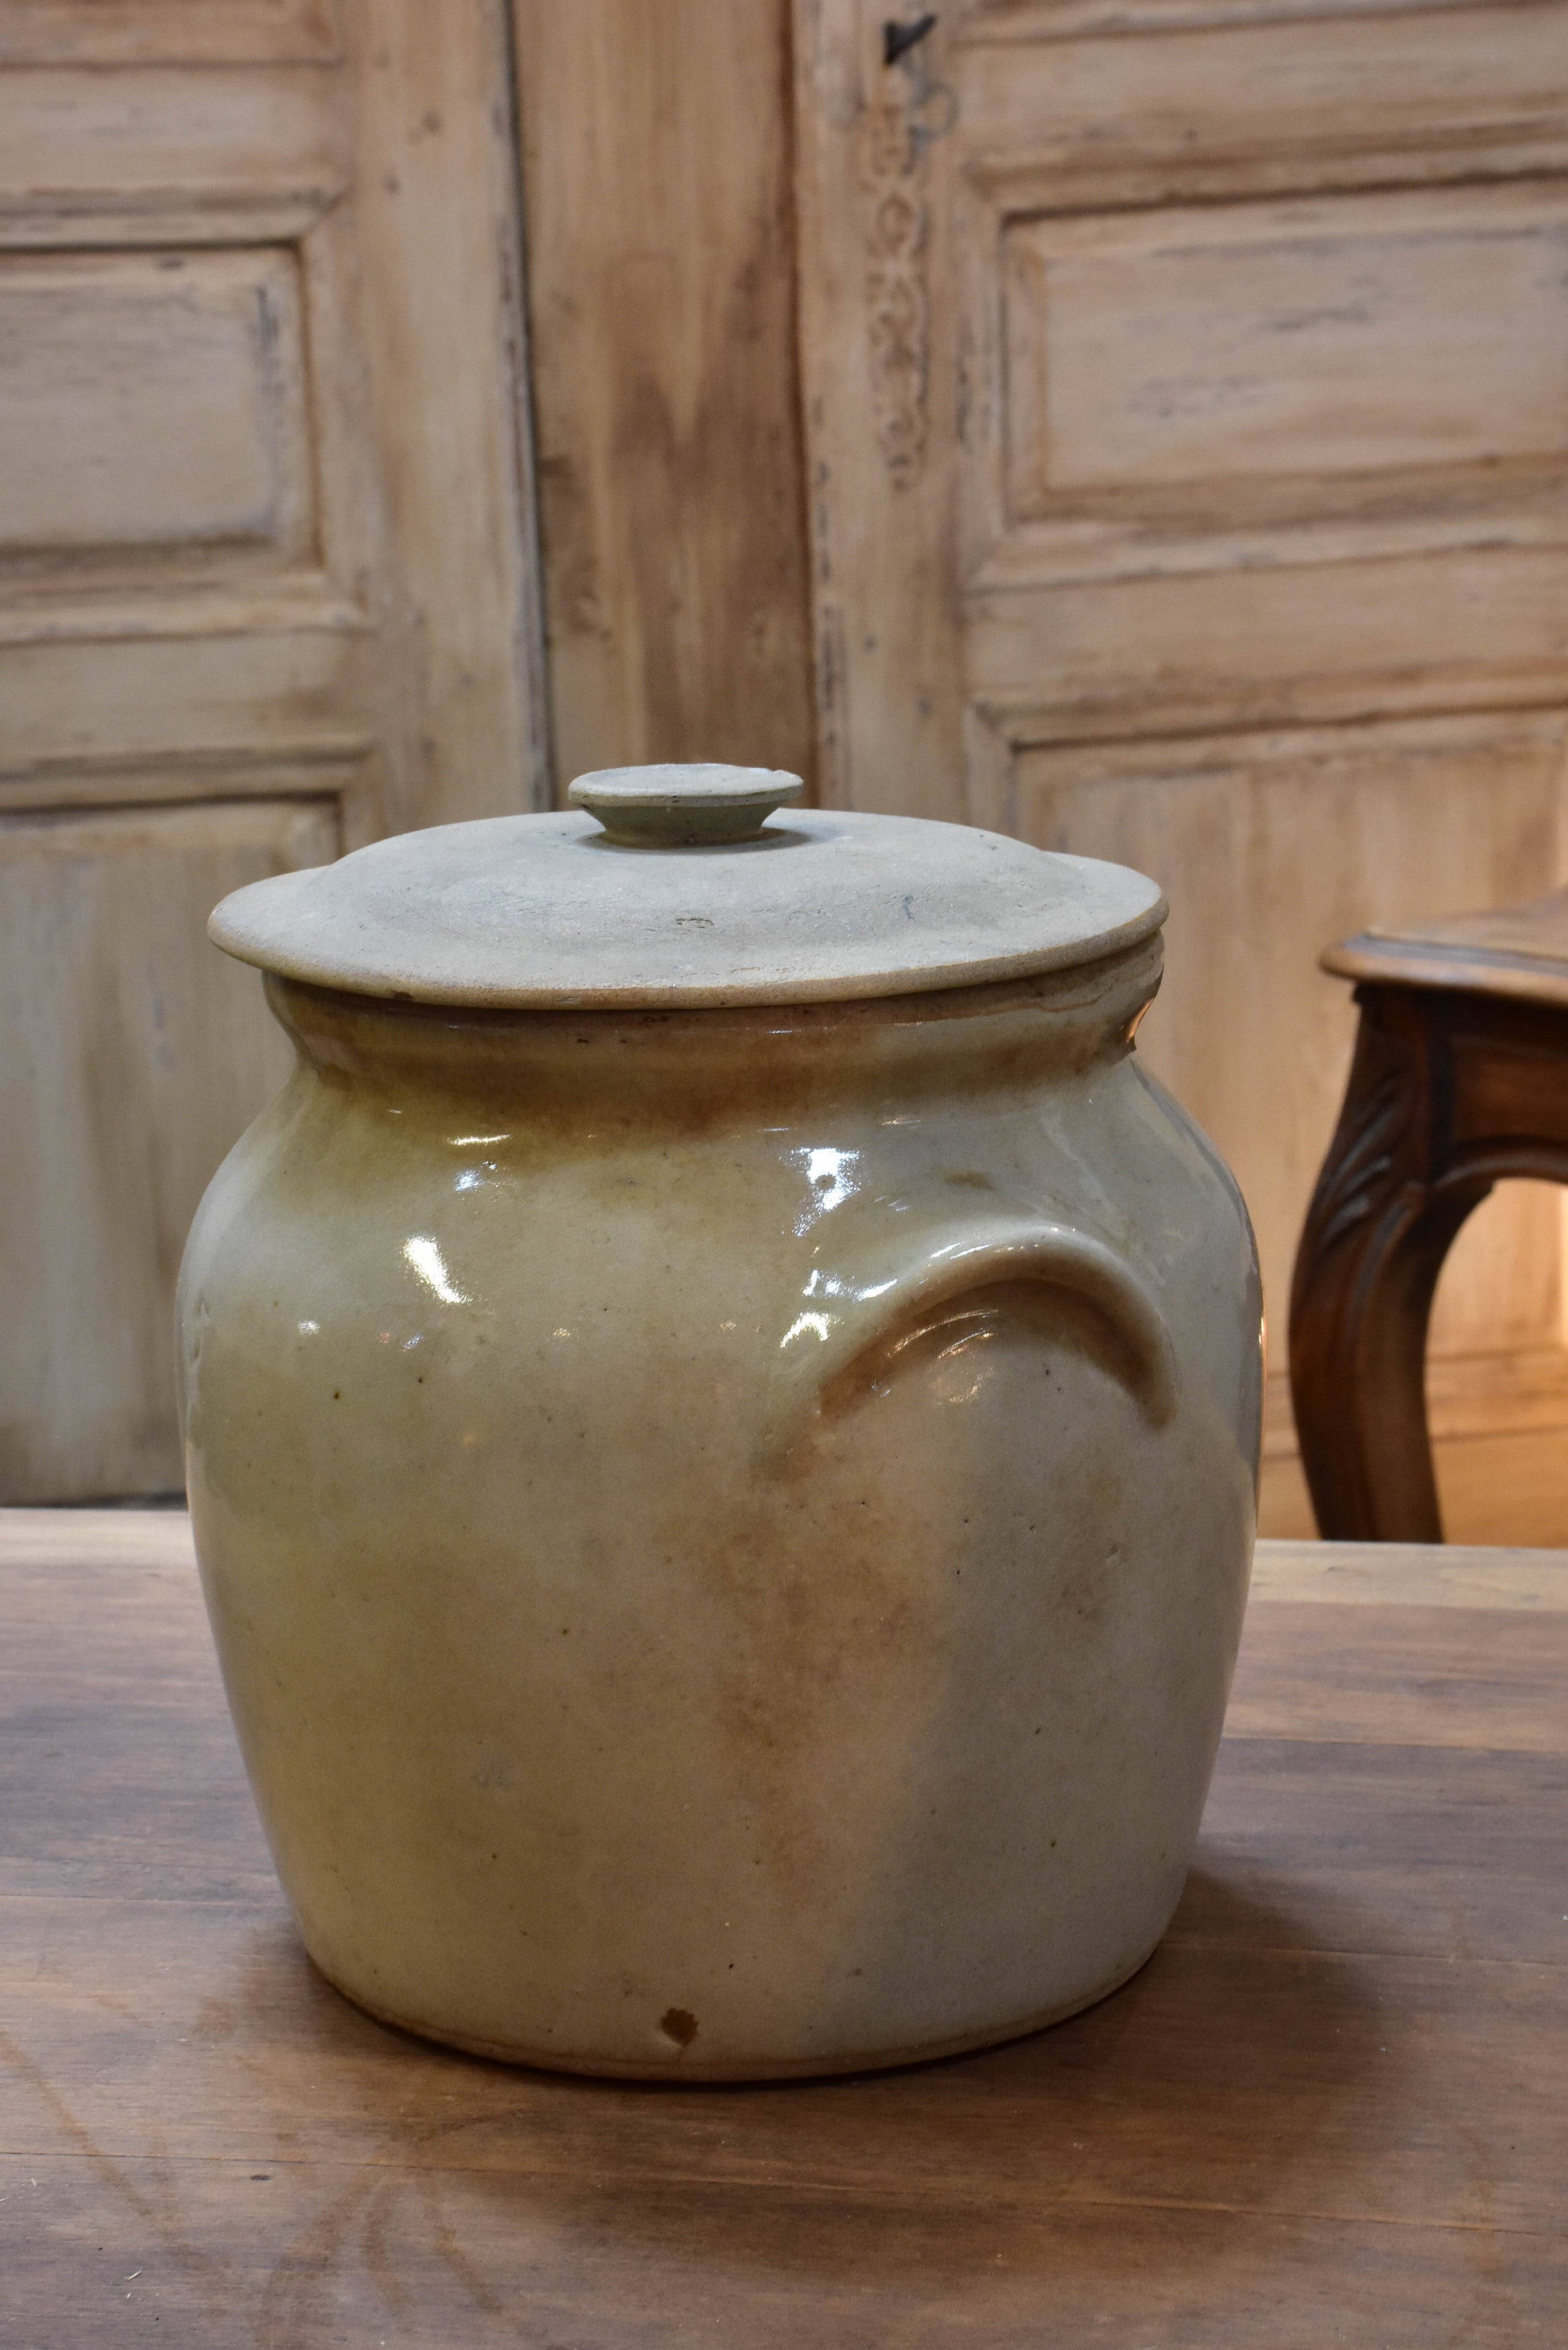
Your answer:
(795, 0), (1568, 1444)
(0, 0), (547, 1501)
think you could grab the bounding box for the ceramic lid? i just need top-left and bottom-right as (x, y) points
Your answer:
(208, 762), (1167, 1009)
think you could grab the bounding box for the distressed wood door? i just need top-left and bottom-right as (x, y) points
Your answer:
(795, 0), (1568, 1444)
(0, 0), (547, 1501)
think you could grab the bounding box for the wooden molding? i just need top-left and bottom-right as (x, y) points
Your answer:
(955, 0), (1532, 44)
(0, 1), (341, 68)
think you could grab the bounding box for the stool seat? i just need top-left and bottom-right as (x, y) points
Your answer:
(1291, 885), (1568, 1542)
(1324, 886), (1568, 1005)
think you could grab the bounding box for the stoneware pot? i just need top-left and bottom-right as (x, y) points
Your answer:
(180, 762), (1262, 2080)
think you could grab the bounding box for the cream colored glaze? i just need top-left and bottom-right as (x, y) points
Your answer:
(177, 937), (1261, 2079)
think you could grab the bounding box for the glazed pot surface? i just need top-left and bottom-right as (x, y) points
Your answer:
(179, 952), (1261, 2079)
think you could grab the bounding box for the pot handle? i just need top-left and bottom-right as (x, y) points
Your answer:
(765, 1209), (1178, 1461)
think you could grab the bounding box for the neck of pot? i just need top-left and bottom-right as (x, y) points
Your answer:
(262, 937), (1162, 1129)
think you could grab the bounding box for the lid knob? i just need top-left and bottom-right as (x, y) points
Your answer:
(568, 762), (804, 848)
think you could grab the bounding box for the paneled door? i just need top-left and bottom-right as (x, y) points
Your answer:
(0, 0), (547, 1500)
(795, 0), (1568, 1439)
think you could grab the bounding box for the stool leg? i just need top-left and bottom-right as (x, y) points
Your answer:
(1289, 997), (1488, 1542)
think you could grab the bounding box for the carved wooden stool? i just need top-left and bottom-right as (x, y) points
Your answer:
(1289, 889), (1568, 1540)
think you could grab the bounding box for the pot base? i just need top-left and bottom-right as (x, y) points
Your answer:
(308, 1937), (1166, 2083)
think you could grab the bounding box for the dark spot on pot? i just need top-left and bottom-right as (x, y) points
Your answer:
(659, 2006), (699, 2048)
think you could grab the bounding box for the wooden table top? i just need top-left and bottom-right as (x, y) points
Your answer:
(3, 1514), (1566, 2348)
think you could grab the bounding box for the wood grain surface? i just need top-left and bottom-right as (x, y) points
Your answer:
(512, 0), (816, 799)
(2, 1512), (1565, 2345)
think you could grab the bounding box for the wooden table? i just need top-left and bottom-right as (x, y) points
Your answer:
(3, 1514), (1566, 2347)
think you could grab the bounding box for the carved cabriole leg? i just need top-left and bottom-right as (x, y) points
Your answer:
(1289, 987), (1491, 1542)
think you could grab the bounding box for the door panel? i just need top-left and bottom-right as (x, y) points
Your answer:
(795, 0), (1568, 1423)
(0, 800), (338, 1501)
(0, 248), (313, 569)
(1000, 186), (1568, 509)
(0, 0), (546, 1497)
